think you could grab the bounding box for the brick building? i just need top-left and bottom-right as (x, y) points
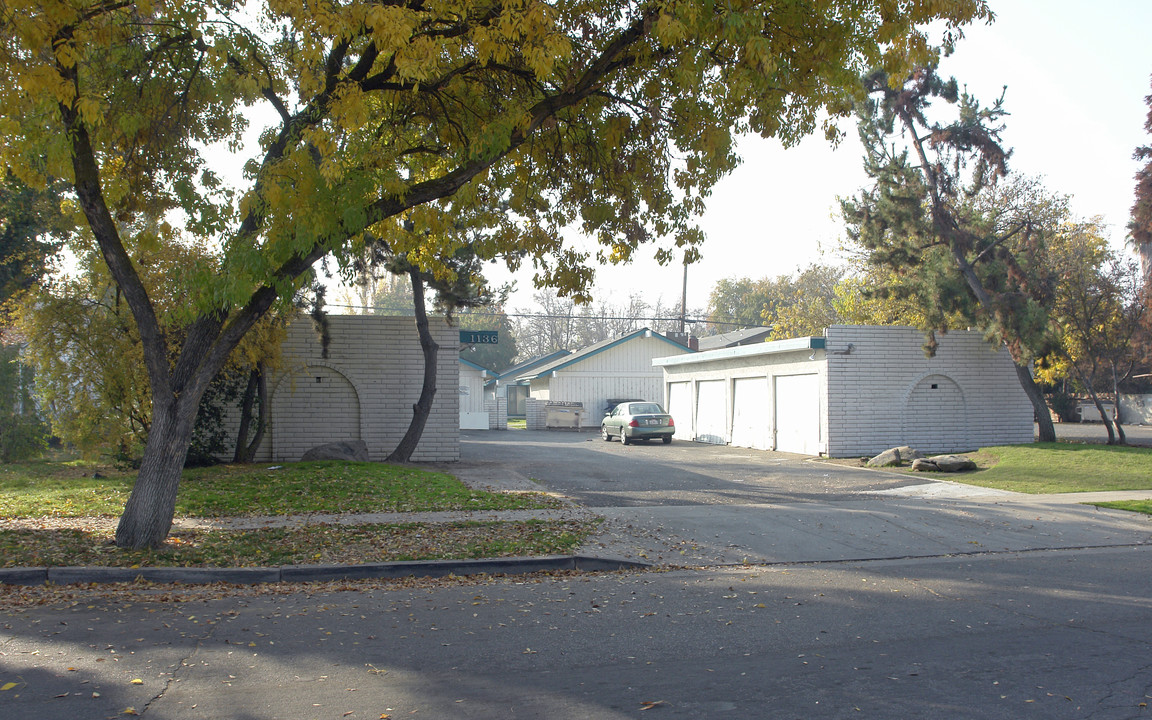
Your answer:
(654, 325), (1034, 457)
(228, 315), (460, 463)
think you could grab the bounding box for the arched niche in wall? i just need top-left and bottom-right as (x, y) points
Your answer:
(900, 373), (968, 454)
(270, 363), (363, 461)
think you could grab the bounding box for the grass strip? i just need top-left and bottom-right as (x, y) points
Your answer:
(1090, 500), (1152, 516)
(964, 443), (1152, 494)
(0, 460), (562, 518)
(0, 520), (595, 568)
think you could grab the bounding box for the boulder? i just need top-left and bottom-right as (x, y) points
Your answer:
(866, 446), (925, 467)
(300, 440), (370, 462)
(910, 454), (977, 473)
(867, 448), (904, 467)
(894, 446), (924, 461)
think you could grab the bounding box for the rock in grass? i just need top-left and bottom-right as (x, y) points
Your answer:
(868, 448), (903, 467)
(867, 446), (925, 467)
(910, 455), (976, 472)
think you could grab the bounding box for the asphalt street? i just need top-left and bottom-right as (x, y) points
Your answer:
(3, 427), (1151, 719)
(2, 548), (1150, 719)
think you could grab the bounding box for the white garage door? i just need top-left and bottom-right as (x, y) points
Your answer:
(695, 380), (727, 444)
(731, 377), (770, 449)
(667, 382), (692, 440)
(775, 374), (820, 455)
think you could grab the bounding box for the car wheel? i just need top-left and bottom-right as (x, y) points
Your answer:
(620, 431), (629, 446)
(662, 436), (672, 444)
(601, 426), (612, 441)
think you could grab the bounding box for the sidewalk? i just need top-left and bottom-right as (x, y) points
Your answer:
(3, 481), (1149, 586)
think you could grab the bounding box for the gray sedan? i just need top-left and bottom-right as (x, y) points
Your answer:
(601, 401), (675, 445)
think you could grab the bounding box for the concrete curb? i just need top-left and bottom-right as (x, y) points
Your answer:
(0, 555), (651, 587)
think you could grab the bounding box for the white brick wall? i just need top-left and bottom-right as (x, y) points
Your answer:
(484, 397), (508, 429)
(824, 325), (1033, 457)
(226, 315), (459, 463)
(525, 398), (546, 430)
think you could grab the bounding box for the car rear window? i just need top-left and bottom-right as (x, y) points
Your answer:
(629, 403), (663, 414)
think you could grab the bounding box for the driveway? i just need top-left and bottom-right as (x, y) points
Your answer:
(452, 429), (1152, 567)
(455, 429), (923, 507)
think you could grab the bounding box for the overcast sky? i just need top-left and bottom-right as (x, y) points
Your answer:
(483, 0), (1152, 316)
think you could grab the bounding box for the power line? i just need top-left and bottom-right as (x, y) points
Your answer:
(324, 302), (762, 329)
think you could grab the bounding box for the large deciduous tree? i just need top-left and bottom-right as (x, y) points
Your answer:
(841, 66), (1062, 442)
(0, 1), (989, 548)
(0, 172), (67, 308)
(1048, 234), (1146, 444)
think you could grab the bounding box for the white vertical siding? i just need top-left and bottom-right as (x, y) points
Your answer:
(544, 336), (691, 427)
(458, 367), (487, 414)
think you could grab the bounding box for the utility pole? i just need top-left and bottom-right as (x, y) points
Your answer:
(679, 258), (687, 334)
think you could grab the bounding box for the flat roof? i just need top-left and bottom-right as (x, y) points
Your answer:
(653, 336), (825, 367)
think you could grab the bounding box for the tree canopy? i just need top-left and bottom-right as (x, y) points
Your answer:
(841, 66), (1067, 441)
(1, 0), (990, 548)
(1131, 75), (1152, 269)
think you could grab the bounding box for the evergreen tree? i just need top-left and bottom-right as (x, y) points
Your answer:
(842, 66), (1062, 441)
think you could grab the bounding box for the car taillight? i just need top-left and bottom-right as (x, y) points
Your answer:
(668, 417), (674, 427)
(628, 419), (639, 427)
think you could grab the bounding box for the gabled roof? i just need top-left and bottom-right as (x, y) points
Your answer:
(494, 350), (572, 384)
(696, 327), (774, 351)
(654, 335), (825, 367)
(527, 328), (693, 379)
(459, 357), (494, 376)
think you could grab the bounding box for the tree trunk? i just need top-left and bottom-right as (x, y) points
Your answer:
(232, 364), (268, 463)
(115, 395), (199, 549)
(950, 249), (1056, 443)
(1072, 364), (1116, 444)
(1014, 363), (1056, 442)
(1110, 361), (1127, 445)
(387, 271), (438, 463)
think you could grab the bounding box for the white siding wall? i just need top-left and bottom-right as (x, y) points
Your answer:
(824, 325), (1033, 457)
(659, 349), (826, 450)
(458, 367), (487, 414)
(1120, 394), (1152, 425)
(458, 365), (489, 429)
(229, 316), (459, 462)
(545, 336), (691, 427)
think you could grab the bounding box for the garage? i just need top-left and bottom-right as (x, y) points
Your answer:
(653, 325), (1034, 457)
(731, 377), (770, 449)
(774, 374), (820, 454)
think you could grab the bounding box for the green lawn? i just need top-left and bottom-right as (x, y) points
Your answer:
(966, 443), (1152, 494)
(0, 460), (563, 518)
(0, 460), (583, 568)
(0, 519), (595, 568)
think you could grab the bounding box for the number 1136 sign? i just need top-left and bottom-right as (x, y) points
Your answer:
(460, 331), (498, 345)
